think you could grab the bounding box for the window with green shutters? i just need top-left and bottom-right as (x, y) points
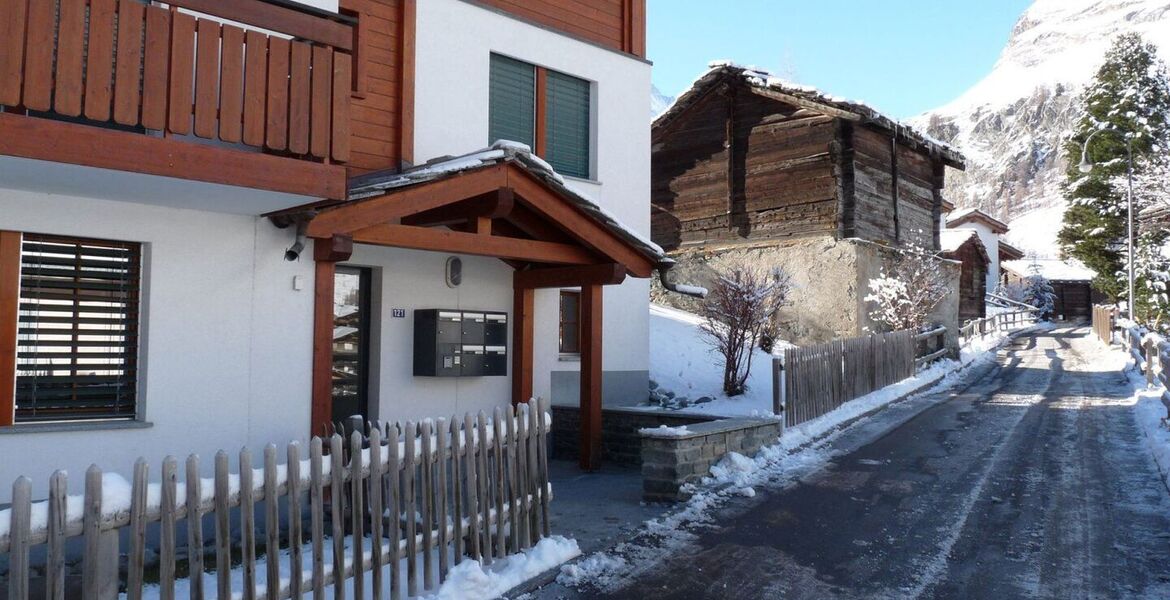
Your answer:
(488, 54), (593, 179)
(489, 54), (536, 149)
(545, 71), (591, 179)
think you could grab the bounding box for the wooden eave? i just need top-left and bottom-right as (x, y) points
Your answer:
(949, 211), (1009, 234)
(303, 162), (659, 278)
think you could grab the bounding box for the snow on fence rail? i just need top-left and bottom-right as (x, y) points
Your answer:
(773, 329), (920, 428)
(958, 309), (1037, 343)
(0, 399), (553, 600)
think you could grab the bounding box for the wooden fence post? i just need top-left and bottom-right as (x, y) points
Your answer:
(1146, 337), (1157, 387)
(772, 355), (784, 420)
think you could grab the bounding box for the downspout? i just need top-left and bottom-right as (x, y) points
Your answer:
(657, 262), (707, 299)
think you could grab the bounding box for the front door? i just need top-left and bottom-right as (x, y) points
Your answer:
(332, 266), (371, 424)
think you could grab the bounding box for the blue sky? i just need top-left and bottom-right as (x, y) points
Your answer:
(648, 0), (1033, 118)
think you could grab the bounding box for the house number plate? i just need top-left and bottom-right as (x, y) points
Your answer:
(392, 308), (406, 318)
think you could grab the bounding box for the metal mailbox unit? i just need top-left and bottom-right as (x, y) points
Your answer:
(413, 309), (509, 377)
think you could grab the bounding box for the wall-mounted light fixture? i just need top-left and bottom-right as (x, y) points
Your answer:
(446, 256), (463, 288)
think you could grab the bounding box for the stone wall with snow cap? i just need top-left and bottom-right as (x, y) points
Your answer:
(640, 418), (782, 502)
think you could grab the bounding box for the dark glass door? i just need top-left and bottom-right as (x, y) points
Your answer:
(332, 267), (371, 423)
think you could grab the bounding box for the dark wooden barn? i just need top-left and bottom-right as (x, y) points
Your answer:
(940, 229), (989, 321)
(651, 64), (965, 253)
(1002, 259), (1099, 321)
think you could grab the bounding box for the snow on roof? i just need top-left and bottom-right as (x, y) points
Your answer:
(946, 207), (1009, 233)
(348, 141), (667, 265)
(1003, 258), (1096, 282)
(939, 229), (979, 253)
(653, 62), (965, 169)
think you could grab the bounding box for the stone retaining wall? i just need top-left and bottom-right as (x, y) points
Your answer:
(640, 418), (782, 502)
(551, 405), (715, 466)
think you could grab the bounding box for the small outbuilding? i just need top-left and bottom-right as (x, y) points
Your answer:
(939, 229), (989, 321)
(650, 62), (965, 345)
(945, 207), (1009, 294)
(1002, 259), (1098, 321)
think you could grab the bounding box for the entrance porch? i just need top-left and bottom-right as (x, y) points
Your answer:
(280, 143), (667, 470)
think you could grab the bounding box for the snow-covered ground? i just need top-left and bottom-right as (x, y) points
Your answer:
(119, 534), (579, 600)
(647, 303), (781, 417)
(647, 302), (1039, 418)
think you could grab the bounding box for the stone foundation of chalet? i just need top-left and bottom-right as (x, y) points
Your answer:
(640, 418), (782, 502)
(651, 235), (961, 351)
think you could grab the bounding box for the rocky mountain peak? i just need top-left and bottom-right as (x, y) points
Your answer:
(914, 0), (1170, 256)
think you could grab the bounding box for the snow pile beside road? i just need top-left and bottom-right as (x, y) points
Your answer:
(427, 536), (580, 600)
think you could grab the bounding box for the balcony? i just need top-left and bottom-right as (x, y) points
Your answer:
(0, 0), (355, 201)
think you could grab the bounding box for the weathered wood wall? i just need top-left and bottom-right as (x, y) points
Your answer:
(852, 127), (938, 250)
(947, 240), (987, 321)
(652, 89), (839, 249)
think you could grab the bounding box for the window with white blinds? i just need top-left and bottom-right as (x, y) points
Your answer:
(489, 54), (537, 149)
(15, 234), (141, 423)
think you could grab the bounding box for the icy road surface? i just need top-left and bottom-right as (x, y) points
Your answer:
(553, 328), (1170, 599)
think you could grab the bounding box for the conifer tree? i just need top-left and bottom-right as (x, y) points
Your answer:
(1059, 34), (1170, 307)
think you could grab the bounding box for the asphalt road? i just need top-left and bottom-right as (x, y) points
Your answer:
(551, 327), (1170, 599)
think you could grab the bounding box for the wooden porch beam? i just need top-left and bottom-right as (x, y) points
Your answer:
(514, 264), (627, 289)
(310, 234), (353, 437)
(507, 168), (657, 277)
(0, 231), (20, 426)
(579, 284), (603, 471)
(351, 223), (600, 265)
(511, 284), (534, 406)
(307, 164), (508, 237)
(401, 187), (515, 228)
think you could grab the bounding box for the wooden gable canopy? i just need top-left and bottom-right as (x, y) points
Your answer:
(299, 150), (663, 470)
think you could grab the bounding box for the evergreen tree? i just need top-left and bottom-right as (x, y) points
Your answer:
(1021, 263), (1058, 320)
(1059, 33), (1170, 305)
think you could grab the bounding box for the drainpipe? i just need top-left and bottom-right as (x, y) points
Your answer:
(657, 263), (707, 299)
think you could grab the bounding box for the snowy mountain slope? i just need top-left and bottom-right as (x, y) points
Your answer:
(651, 85), (674, 119)
(913, 0), (1170, 257)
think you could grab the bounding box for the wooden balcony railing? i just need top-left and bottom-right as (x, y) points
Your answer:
(0, 0), (352, 168)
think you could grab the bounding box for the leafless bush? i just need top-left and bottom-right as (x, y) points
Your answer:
(700, 266), (791, 396)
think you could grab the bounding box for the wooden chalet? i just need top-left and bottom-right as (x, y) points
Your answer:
(940, 229), (989, 321)
(0, 0), (656, 495)
(651, 63), (965, 253)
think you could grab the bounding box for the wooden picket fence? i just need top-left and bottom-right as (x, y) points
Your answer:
(1091, 304), (1116, 345)
(0, 399), (553, 600)
(777, 330), (916, 428)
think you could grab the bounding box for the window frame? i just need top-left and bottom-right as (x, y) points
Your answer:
(1, 232), (144, 426)
(487, 53), (594, 180)
(558, 290), (582, 355)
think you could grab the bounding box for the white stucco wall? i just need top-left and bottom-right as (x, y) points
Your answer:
(958, 222), (1001, 292)
(413, 0), (653, 406)
(345, 245), (514, 423)
(0, 187), (316, 500)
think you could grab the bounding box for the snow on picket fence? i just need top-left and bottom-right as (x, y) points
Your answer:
(0, 399), (555, 600)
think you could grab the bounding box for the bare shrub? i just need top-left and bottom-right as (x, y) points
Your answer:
(700, 266), (791, 396)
